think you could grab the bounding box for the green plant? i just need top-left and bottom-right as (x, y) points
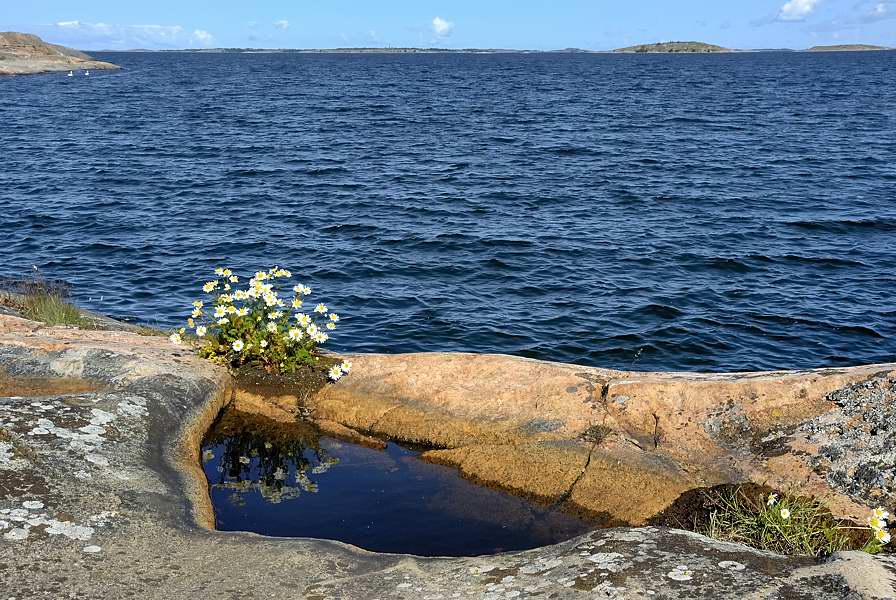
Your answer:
(703, 487), (890, 557)
(173, 266), (351, 380)
(20, 293), (86, 327)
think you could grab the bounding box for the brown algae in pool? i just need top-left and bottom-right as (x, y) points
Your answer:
(201, 408), (596, 556)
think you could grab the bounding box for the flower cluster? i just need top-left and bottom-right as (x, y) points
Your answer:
(868, 507), (891, 547)
(173, 266), (351, 379)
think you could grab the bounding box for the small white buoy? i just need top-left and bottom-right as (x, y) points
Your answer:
(67, 71), (74, 77)
(84, 70), (90, 76)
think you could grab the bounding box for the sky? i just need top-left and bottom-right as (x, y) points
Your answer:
(5, 1), (896, 51)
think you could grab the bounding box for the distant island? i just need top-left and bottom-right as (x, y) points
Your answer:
(614, 41), (729, 53)
(807, 44), (892, 52)
(0, 32), (119, 75)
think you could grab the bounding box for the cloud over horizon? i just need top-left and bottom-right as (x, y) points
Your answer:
(274, 19), (290, 30)
(778, 0), (821, 21)
(431, 16), (455, 37)
(46, 20), (218, 49)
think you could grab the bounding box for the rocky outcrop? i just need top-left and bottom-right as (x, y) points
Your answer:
(311, 353), (896, 525)
(0, 32), (119, 76)
(0, 314), (894, 598)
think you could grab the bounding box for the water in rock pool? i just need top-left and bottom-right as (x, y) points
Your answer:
(2, 51), (895, 371)
(201, 412), (594, 556)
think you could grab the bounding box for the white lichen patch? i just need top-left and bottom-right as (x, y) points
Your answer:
(519, 557), (563, 574)
(45, 520), (95, 540)
(718, 560), (746, 571)
(86, 453), (110, 467)
(116, 397), (147, 418)
(89, 408), (116, 426)
(667, 565), (695, 581)
(3, 527), (29, 540)
(587, 552), (627, 573)
(0, 441), (14, 464)
(82, 545), (102, 553)
(22, 500), (44, 510)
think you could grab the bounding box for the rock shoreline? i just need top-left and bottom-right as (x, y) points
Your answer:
(0, 32), (119, 76)
(1, 313), (894, 598)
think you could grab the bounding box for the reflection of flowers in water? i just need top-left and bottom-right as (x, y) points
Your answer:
(205, 427), (339, 505)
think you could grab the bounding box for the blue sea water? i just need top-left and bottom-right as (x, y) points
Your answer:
(1, 51), (894, 372)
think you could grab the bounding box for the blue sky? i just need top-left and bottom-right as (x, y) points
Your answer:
(6, 1), (896, 50)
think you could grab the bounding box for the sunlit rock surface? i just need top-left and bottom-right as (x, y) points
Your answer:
(0, 32), (119, 76)
(0, 314), (894, 598)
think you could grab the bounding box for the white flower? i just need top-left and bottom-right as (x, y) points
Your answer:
(288, 328), (303, 341)
(214, 306), (227, 318)
(329, 313), (340, 322)
(169, 333), (182, 345)
(339, 360), (352, 374)
(314, 303), (328, 314)
(192, 300), (203, 309)
(767, 493), (778, 506)
(191, 308), (202, 318)
(232, 340), (245, 352)
(215, 267), (225, 276)
(234, 289), (248, 300)
(873, 508), (890, 522)
(217, 318), (230, 325)
(869, 515), (888, 531)
(195, 326), (207, 337)
(291, 298), (303, 309)
(273, 467), (285, 480)
(236, 307), (249, 317)
(238, 456), (250, 465)
(877, 529), (891, 544)
(328, 366), (343, 381)
(263, 293), (278, 307)
(326, 322), (336, 330)
(268, 311), (283, 319)
(259, 339), (268, 348)
(306, 323), (319, 337)
(780, 509), (791, 520)
(202, 281), (218, 293)
(266, 322), (278, 333)
(296, 313), (311, 327)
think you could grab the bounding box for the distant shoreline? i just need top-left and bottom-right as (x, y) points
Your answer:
(96, 45), (895, 55)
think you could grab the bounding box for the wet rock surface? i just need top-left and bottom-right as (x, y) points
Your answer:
(0, 314), (895, 598)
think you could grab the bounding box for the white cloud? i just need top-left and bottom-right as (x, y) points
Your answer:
(274, 19), (290, 30)
(431, 16), (455, 37)
(48, 21), (208, 50)
(778, 0), (821, 21)
(191, 29), (213, 47)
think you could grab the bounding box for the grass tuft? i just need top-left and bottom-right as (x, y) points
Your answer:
(701, 486), (886, 557)
(20, 292), (88, 327)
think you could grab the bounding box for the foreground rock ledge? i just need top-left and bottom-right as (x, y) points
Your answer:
(0, 315), (894, 599)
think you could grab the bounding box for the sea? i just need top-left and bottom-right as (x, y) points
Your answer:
(1, 50), (894, 371)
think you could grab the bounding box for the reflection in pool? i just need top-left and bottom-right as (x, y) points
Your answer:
(202, 409), (596, 556)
